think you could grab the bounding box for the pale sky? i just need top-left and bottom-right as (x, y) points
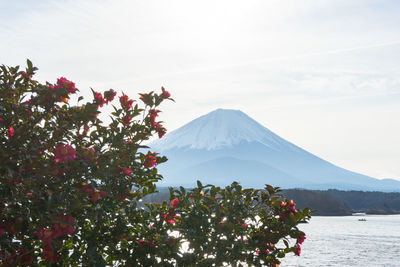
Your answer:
(1, 0), (399, 180)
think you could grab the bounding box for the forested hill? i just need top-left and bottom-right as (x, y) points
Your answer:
(144, 187), (400, 216)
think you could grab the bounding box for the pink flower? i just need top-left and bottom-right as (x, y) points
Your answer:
(53, 77), (76, 94)
(161, 89), (171, 99)
(18, 248), (34, 265)
(172, 198), (179, 209)
(157, 127), (167, 138)
(8, 126), (14, 138)
(54, 144), (76, 162)
(163, 211), (178, 224)
(280, 202), (287, 207)
(104, 89), (116, 104)
(294, 244), (301, 256)
(119, 94), (134, 109)
(43, 245), (59, 263)
(121, 166), (133, 175)
(38, 228), (54, 244)
(53, 215), (75, 238)
(297, 235), (306, 245)
(148, 109), (159, 126)
(144, 153), (157, 168)
(93, 91), (105, 107)
(121, 115), (132, 127)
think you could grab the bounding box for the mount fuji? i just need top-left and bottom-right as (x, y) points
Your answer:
(149, 109), (400, 192)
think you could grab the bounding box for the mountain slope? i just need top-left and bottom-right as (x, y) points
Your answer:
(150, 109), (400, 192)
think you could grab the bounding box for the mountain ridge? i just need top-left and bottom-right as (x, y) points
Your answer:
(150, 109), (400, 192)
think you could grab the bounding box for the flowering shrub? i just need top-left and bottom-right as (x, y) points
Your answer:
(0, 60), (311, 266)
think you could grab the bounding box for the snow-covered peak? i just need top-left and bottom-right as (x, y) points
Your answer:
(150, 108), (294, 151)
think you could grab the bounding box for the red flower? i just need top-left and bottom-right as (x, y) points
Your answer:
(121, 166), (133, 175)
(161, 89), (171, 99)
(294, 244), (301, 256)
(280, 201), (287, 207)
(172, 198), (179, 209)
(54, 144), (76, 163)
(148, 109), (159, 126)
(38, 228), (54, 244)
(53, 77), (76, 94)
(53, 215), (75, 238)
(157, 126), (167, 138)
(163, 210), (178, 224)
(121, 115), (132, 127)
(8, 126), (14, 138)
(119, 94), (134, 109)
(43, 245), (59, 263)
(17, 248), (34, 265)
(94, 91), (105, 107)
(144, 153), (157, 168)
(104, 89), (116, 104)
(297, 235), (306, 245)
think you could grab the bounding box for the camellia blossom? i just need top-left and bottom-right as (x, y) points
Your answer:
(148, 109), (159, 126)
(163, 210), (178, 224)
(39, 228), (54, 244)
(297, 235), (306, 245)
(53, 215), (75, 238)
(54, 144), (76, 163)
(52, 77), (76, 94)
(8, 126), (14, 138)
(121, 166), (133, 175)
(17, 248), (34, 265)
(94, 91), (105, 107)
(104, 89), (117, 104)
(121, 115), (132, 127)
(172, 198), (179, 209)
(294, 244), (301, 256)
(43, 245), (60, 263)
(144, 153), (157, 168)
(161, 89), (171, 99)
(119, 94), (134, 109)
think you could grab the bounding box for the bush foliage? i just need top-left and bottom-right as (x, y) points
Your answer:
(0, 60), (311, 266)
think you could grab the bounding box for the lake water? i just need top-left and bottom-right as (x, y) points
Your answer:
(281, 215), (400, 266)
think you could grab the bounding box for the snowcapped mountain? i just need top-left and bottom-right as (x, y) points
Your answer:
(150, 109), (400, 192)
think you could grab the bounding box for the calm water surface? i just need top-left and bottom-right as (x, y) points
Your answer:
(281, 215), (400, 267)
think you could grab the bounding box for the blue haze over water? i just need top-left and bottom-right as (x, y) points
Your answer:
(282, 215), (400, 266)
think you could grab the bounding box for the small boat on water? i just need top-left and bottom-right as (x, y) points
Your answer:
(358, 218), (367, 221)
(352, 212), (366, 216)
